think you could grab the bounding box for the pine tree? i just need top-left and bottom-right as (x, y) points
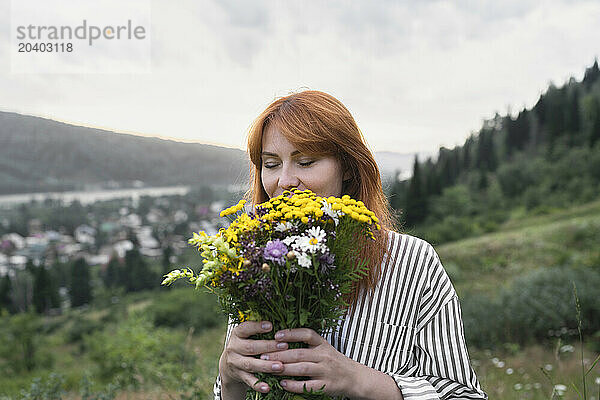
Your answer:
(424, 158), (441, 197)
(590, 97), (600, 148)
(506, 111), (530, 155)
(476, 129), (497, 171)
(103, 256), (121, 288)
(566, 88), (581, 134)
(534, 94), (546, 126)
(70, 258), (92, 307)
(389, 176), (407, 213)
(32, 265), (59, 314)
(404, 156), (427, 226)
(0, 274), (13, 313)
(583, 59), (600, 90)
(162, 246), (173, 276)
(124, 248), (155, 292)
(546, 85), (568, 148)
(462, 136), (473, 170)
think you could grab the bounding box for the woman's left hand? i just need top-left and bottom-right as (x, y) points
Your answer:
(259, 328), (360, 397)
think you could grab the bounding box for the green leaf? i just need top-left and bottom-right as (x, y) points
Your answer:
(300, 309), (310, 326)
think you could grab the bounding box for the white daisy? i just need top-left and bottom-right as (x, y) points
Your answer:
(275, 221), (296, 232)
(297, 252), (312, 268)
(282, 235), (299, 246)
(297, 226), (327, 254)
(321, 199), (341, 226)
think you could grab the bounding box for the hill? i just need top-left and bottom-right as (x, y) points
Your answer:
(0, 111), (430, 196)
(391, 59), (600, 243)
(0, 111), (250, 194)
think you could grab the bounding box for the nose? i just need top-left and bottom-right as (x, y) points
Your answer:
(278, 165), (300, 191)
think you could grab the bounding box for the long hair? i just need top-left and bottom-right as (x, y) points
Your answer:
(246, 90), (397, 306)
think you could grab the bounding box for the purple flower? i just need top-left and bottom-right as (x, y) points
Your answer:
(319, 252), (335, 274)
(263, 239), (288, 266)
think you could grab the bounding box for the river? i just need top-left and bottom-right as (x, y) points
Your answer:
(0, 186), (190, 207)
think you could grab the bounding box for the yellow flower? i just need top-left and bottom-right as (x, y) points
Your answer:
(301, 216), (309, 224)
(359, 215), (371, 224)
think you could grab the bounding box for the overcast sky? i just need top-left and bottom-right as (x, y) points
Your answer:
(1, 0), (599, 154)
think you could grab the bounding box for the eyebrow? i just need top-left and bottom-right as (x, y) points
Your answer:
(261, 151), (302, 157)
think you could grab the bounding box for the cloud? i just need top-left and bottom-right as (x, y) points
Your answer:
(0, 0), (598, 153)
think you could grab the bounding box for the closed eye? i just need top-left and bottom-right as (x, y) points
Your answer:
(263, 162), (280, 169)
(299, 160), (315, 167)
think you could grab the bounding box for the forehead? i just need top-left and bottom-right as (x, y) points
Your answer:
(261, 124), (298, 153)
(261, 122), (333, 158)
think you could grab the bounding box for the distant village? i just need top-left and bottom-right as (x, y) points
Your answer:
(0, 190), (233, 278)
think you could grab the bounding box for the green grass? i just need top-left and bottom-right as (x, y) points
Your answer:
(436, 203), (600, 297)
(472, 343), (600, 400)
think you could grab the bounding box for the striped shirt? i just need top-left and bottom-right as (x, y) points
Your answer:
(214, 231), (488, 399)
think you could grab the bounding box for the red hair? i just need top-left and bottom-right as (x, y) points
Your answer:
(246, 90), (397, 306)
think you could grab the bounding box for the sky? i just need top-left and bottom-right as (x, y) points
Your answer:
(1, 0), (599, 154)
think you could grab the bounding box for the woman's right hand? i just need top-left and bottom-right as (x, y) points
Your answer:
(219, 321), (288, 395)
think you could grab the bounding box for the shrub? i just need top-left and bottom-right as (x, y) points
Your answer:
(461, 266), (600, 348)
(0, 311), (53, 374)
(17, 373), (65, 400)
(146, 287), (225, 332)
(6, 374), (120, 400)
(84, 315), (193, 389)
(66, 316), (103, 343)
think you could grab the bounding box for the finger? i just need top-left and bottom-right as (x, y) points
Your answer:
(228, 353), (285, 375)
(233, 320), (273, 339)
(280, 379), (328, 394)
(231, 337), (288, 356)
(274, 328), (324, 346)
(260, 348), (319, 363)
(278, 361), (321, 377)
(238, 370), (271, 394)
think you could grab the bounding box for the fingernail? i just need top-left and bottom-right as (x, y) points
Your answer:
(260, 384), (269, 392)
(280, 380), (287, 388)
(260, 354), (269, 360)
(262, 322), (272, 330)
(276, 342), (287, 349)
(274, 332), (284, 339)
(271, 363), (282, 371)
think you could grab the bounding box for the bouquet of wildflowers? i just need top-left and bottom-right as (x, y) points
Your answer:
(162, 189), (380, 400)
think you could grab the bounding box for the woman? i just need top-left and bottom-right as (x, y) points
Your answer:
(214, 90), (487, 399)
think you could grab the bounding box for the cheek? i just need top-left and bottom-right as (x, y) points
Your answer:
(261, 169), (275, 196)
(308, 162), (343, 196)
